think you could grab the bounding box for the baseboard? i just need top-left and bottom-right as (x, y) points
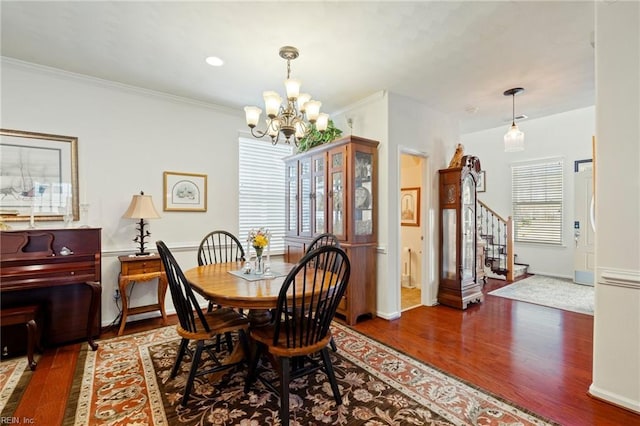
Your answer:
(376, 310), (401, 321)
(589, 383), (640, 414)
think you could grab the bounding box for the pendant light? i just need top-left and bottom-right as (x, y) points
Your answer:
(503, 87), (525, 152)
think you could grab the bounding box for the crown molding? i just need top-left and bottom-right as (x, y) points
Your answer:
(1, 56), (240, 116)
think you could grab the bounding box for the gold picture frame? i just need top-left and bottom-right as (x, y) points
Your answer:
(0, 128), (79, 222)
(163, 171), (207, 212)
(401, 187), (420, 226)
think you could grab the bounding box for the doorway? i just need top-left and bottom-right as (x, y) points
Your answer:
(574, 161), (595, 285)
(400, 153), (424, 311)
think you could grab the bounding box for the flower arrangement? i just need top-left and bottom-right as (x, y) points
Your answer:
(248, 228), (269, 255)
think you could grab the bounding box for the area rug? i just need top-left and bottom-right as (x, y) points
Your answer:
(63, 324), (557, 425)
(0, 357), (32, 417)
(488, 275), (594, 315)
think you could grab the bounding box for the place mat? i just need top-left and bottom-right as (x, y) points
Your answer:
(228, 267), (289, 281)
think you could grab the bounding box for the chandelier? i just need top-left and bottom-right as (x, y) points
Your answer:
(244, 46), (329, 146)
(503, 87), (525, 152)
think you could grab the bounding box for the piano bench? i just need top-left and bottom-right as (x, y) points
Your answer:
(1, 305), (42, 371)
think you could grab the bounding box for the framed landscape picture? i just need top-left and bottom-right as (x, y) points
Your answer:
(0, 128), (79, 222)
(163, 171), (207, 212)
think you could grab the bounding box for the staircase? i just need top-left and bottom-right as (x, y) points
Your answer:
(477, 200), (528, 281)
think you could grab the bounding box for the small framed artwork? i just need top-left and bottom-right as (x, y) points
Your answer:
(0, 128), (79, 222)
(163, 171), (207, 212)
(477, 170), (486, 193)
(401, 187), (420, 226)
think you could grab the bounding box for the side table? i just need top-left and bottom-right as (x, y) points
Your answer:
(118, 254), (168, 336)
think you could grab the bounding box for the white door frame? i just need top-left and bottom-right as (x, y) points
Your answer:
(397, 146), (431, 312)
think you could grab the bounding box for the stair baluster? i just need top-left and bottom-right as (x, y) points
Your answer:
(477, 200), (515, 281)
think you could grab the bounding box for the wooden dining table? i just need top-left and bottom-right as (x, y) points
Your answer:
(184, 259), (297, 328)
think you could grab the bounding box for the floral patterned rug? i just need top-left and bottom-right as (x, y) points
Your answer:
(0, 357), (31, 418)
(63, 324), (557, 425)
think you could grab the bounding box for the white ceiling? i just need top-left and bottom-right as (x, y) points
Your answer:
(0, 1), (595, 133)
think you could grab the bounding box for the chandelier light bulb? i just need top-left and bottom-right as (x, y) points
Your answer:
(297, 93), (311, 112)
(294, 121), (306, 139)
(263, 91), (282, 118)
(316, 113), (329, 132)
(267, 118), (280, 137)
(244, 106), (262, 127)
(305, 100), (322, 122)
(284, 79), (301, 100)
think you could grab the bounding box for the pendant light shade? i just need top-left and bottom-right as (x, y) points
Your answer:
(503, 88), (525, 152)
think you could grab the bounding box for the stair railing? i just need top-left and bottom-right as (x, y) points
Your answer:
(477, 200), (515, 282)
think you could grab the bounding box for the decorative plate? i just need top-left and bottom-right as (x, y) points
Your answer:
(355, 187), (370, 209)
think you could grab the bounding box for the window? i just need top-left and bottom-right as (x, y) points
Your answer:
(511, 159), (564, 245)
(239, 137), (293, 254)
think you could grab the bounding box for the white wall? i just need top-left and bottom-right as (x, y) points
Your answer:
(590, 0), (640, 413)
(334, 91), (458, 317)
(1, 59), (246, 325)
(461, 106), (595, 278)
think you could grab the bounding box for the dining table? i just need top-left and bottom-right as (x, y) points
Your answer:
(184, 258), (342, 381)
(184, 259), (297, 328)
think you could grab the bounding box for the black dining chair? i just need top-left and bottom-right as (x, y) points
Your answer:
(306, 232), (340, 253)
(197, 230), (246, 351)
(244, 245), (350, 426)
(156, 240), (250, 406)
(197, 230), (246, 267)
(305, 232), (341, 352)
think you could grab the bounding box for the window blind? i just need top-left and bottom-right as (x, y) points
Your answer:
(239, 137), (293, 254)
(511, 159), (564, 245)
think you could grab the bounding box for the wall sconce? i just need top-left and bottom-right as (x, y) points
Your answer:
(122, 191), (160, 256)
(503, 87), (525, 152)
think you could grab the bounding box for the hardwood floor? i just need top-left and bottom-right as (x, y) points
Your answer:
(11, 278), (640, 425)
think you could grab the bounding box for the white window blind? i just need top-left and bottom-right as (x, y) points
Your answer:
(511, 159), (564, 245)
(239, 137), (293, 254)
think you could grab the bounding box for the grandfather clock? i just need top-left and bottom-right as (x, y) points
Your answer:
(438, 155), (483, 309)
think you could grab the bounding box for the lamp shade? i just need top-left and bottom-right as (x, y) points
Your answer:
(504, 124), (525, 152)
(122, 192), (161, 219)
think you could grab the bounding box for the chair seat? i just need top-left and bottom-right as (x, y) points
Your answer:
(176, 307), (248, 341)
(250, 323), (332, 358)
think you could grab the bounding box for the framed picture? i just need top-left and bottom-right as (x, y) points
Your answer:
(477, 170), (486, 192)
(401, 187), (420, 226)
(0, 129), (79, 222)
(163, 171), (207, 212)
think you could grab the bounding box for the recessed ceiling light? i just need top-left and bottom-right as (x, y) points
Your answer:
(205, 56), (224, 67)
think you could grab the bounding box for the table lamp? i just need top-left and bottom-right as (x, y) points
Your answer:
(122, 191), (161, 256)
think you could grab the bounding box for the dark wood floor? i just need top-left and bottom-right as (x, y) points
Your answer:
(11, 278), (640, 425)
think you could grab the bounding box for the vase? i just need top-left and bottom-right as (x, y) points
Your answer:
(254, 247), (264, 275)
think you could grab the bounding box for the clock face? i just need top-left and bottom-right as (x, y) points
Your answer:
(446, 185), (456, 204)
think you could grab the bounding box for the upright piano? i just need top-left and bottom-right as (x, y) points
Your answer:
(0, 228), (101, 351)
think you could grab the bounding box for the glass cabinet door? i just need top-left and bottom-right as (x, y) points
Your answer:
(285, 162), (298, 236)
(461, 175), (476, 281)
(354, 151), (373, 236)
(299, 158), (311, 237)
(329, 148), (346, 239)
(312, 154), (326, 235)
(441, 209), (457, 280)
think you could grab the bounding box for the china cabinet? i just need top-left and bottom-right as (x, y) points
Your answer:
(438, 156), (483, 309)
(284, 135), (379, 325)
